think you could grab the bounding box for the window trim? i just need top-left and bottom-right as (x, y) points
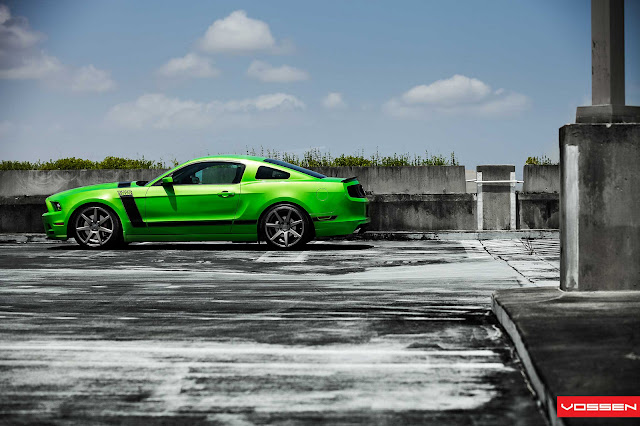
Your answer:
(264, 158), (326, 179)
(152, 161), (245, 186)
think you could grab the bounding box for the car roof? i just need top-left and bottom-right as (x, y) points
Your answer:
(187, 155), (267, 163)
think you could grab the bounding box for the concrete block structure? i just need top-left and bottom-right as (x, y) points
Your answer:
(560, 124), (640, 290)
(517, 165), (560, 230)
(476, 165), (515, 230)
(522, 165), (559, 194)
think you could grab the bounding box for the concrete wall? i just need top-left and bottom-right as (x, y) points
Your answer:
(0, 196), (47, 234)
(523, 165), (560, 193)
(311, 166), (467, 194)
(0, 169), (170, 197)
(0, 165), (562, 233)
(1, 166), (467, 197)
(517, 193), (559, 230)
(368, 194), (476, 231)
(0, 194), (477, 233)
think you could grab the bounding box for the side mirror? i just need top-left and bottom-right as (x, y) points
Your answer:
(161, 176), (173, 186)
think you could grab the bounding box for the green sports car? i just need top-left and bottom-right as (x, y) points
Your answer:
(42, 155), (369, 249)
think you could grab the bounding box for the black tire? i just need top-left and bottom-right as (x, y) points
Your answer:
(71, 204), (123, 249)
(260, 203), (311, 250)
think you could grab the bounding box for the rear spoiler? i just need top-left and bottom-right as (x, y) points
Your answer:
(341, 176), (358, 183)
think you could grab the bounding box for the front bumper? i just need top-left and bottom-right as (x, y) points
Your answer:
(42, 211), (68, 240)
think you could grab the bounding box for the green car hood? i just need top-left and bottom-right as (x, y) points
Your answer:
(51, 181), (143, 198)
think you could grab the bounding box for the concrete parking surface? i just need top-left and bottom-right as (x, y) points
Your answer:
(0, 239), (558, 425)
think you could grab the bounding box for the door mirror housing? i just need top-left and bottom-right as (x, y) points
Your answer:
(161, 176), (173, 186)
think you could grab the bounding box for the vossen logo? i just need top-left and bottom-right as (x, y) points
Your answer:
(561, 403), (637, 411)
(558, 397), (640, 418)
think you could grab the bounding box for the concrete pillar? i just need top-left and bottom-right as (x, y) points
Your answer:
(476, 171), (483, 230)
(560, 125), (640, 290)
(561, 0), (640, 291)
(476, 165), (515, 230)
(591, 0), (624, 106)
(576, 0), (640, 123)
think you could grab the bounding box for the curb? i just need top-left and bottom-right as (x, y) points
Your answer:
(0, 233), (71, 244)
(491, 293), (565, 426)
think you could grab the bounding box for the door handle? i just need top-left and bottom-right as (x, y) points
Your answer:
(218, 191), (235, 198)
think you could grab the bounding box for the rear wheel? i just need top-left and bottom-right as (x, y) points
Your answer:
(72, 204), (122, 249)
(261, 203), (310, 250)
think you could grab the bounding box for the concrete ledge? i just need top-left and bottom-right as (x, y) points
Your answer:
(2, 230), (561, 244)
(492, 288), (640, 426)
(357, 230), (559, 240)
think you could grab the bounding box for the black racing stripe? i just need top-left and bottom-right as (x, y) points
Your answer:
(312, 215), (338, 222)
(233, 220), (258, 225)
(147, 220), (233, 227)
(119, 195), (145, 228)
(118, 182), (132, 188)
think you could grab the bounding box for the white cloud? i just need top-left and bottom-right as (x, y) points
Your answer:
(385, 74), (530, 119)
(322, 92), (347, 109)
(0, 4), (115, 93)
(157, 53), (220, 79)
(106, 93), (305, 129)
(0, 4), (9, 24)
(69, 65), (116, 92)
(198, 10), (289, 54)
(0, 4), (44, 52)
(402, 75), (491, 105)
(0, 52), (62, 79)
(247, 60), (308, 82)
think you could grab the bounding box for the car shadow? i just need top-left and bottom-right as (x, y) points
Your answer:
(47, 242), (374, 252)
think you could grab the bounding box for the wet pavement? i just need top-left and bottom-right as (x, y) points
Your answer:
(0, 239), (558, 425)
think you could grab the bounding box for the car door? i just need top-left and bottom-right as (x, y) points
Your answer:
(144, 161), (244, 235)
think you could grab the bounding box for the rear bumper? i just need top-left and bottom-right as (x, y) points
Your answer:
(314, 217), (370, 237)
(42, 211), (68, 240)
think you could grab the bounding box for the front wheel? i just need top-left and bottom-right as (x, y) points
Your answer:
(261, 204), (311, 250)
(72, 204), (123, 249)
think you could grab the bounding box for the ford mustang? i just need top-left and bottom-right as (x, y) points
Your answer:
(42, 156), (369, 249)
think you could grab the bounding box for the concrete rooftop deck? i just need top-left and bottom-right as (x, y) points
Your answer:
(0, 237), (557, 425)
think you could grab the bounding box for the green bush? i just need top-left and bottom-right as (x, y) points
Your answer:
(1, 150), (460, 171)
(0, 156), (174, 171)
(525, 155), (556, 165)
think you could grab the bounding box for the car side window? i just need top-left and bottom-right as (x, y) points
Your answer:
(171, 162), (245, 185)
(256, 166), (290, 180)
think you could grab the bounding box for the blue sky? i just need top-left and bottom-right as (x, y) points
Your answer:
(0, 0), (638, 170)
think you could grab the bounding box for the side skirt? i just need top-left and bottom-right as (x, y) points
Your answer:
(124, 233), (259, 243)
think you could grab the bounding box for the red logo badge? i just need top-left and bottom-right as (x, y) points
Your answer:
(558, 397), (640, 418)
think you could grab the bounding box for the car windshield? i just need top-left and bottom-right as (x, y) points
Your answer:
(264, 159), (326, 179)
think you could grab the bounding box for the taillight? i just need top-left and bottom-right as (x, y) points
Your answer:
(347, 184), (367, 199)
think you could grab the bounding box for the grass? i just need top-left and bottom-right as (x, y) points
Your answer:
(245, 147), (459, 167)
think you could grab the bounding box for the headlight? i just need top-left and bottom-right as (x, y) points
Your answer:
(51, 201), (62, 211)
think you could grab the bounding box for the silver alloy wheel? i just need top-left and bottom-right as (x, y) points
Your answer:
(75, 206), (115, 247)
(264, 205), (306, 248)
